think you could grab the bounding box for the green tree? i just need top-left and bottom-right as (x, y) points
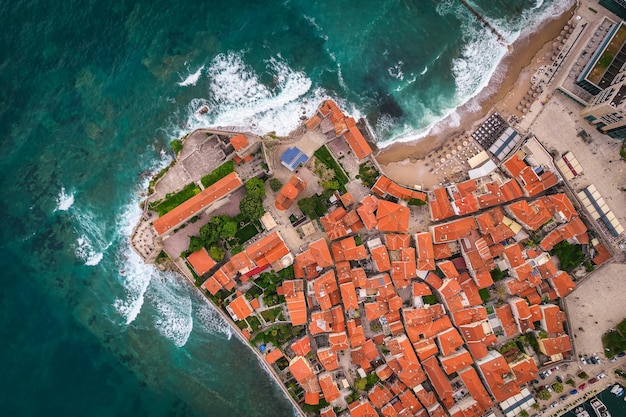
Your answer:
(532, 403), (541, 410)
(239, 195), (265, 221)
(188, 236), (204, 253)
(320, 179), (340, 191)
(354, 378), (367, 391)
(245, 178), (266, 199)
(269, 178), (283, 192)
(490, 267), (505, 282)
(170, 139), (183, 154)
(209, 245), (225, 262)
(538, 389), (551, 401)
(519, 410), (529, 417)
(552, 382), (563, 393)
(199, 222), (220, 247)
(212, 215), (238, 238)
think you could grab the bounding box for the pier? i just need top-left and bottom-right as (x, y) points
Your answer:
(459, 0), (506, 44)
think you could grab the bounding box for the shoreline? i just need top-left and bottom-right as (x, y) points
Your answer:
(375, 2), (577, 172)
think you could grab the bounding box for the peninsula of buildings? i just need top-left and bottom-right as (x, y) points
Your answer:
(132, 4), (626, 417)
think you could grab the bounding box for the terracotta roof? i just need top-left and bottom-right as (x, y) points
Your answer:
(291, 335), (311, 356)
(452, 306), (488, 326)
(340, 192), (355, 208)
(413, 338), (439, 360)
(310, 305), (345, 334)
(313, 269), (340, 310)
(340, 281), (359, 311)
(153, 172), (242, 235)
(200, 276), (222, 295)
(503, 243), (525, 268)
(415, 232), (435, 271)
(437, 327), (464, 356)
(503, 154), (558, 196)
(540, 304), (565, 334)
(320, 208), (364, 241)
(230, 250), (255, 273)
(317, 347), (340, 371)
(506, 199), (552, 231)
(398, 390), (423, 414)
(548, 193), (578, 221)
(343, 117), (373, 160)
(319, 373), (341, 402)
(347, 319), (366, 348)
(375, 364), (395, 381)
(458, 367), (494, 410)
(429, 187), (455, 221)
(306, 114), (321, 130)
(592, 243), (611, 265)
(433, 243), (452, 260)
(385, 233), (411, 250)
(305, 391), (320, 405)
(476, 351), (520, 402)
(186, 248), (216, 276)
(372, 175), (427, 202)
(229, 134), (249, 151)
(539, 334), (572, 356)
(549, 271), (576, 298)
(368, 384), (394, 409)
(412, 282), (432, 297)
(495, 305), (519, 338)
(370, 245), (391, 272)
(508, 355), (538, 385)
(349, 400), (378, 417)
(422, 356), (455, 408)
(431, 217), (478, 243)
(283, 280), (307, 325)
(437, 260), (459, 279)
(227, 294), (253, 321)
(320, 407), (337, 417)
(332, 236), (368, 262)
(275, 175), (306, 210)
(265, 348), (283, 364)
(245, 231), (289, 267)
(439, 349), (474, 375)
(377, 200), (410, 233)
(329, 332), (350, 351)
(459, 273), (482, 306)
(357, 195), (379, 229)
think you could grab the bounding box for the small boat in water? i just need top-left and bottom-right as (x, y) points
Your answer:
(610, 384), (620, 394)
(574, 406), (591, 417)
(590, 397), (611, 417)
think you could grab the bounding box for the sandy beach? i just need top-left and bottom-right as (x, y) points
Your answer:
(376, 2), (577, 187)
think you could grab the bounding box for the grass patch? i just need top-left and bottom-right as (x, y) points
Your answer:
(358, 162), (380, 188)
(252, 324), (305, 347)
(201, 161), (235, 188)
(314, 145), (349, 192)
(170, 139), (183, 155)
(618, 317), (626, 336)
(479, 288), (490, 302)
(423, 295), (438, 305)
(261, 307), (283, 323)
(151, 183), (201, 216)
(235, 223), (258, 243)
(550, 241), (584, 273)
(603, 329), (626, 358)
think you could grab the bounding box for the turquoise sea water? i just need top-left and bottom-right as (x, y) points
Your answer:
(0, 0), (571, 415)
(562, 385), (626, 416)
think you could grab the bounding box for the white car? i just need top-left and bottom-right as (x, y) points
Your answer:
(580, 357), (587, 365)
(597, 373), (606, 379)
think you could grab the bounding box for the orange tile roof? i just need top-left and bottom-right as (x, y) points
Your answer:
(344, 117), (373, 160)
(313, 270), (340, 310)
(357, 195), (379, 229)
(549, 271), (576, 298)
(370, 245), (391, 272)
(412, 282), (432, 297)
(320, 407), (337, 417)
(332, 236), (368, 262)
(437, 328), (465, 356)
(305, 391), (320, 405)
(452, 306), (488, 326)
(376, 200), (410, 233)
(440, 349), (474, 375)
(477, 353), (520, 402)
(398, 390), (423, 414)
(368, 384), (394, 409)
(415, 232), (435, 271)
(509, 355), (538, 385)
(503, 154), (559, 196)
(372, 175), (427, 201)
(458, 367), (494, 410)
(405, 312), (452, 342)
(438, 278), (462, 300)
(539, 335), (572, 356)
(306, 114), (321, 130)
(495, 305), (519, 338)
(548, 193), (578, 221)
(429, 187), (455, 221)
(228, 294), (253, 321)
(433, 243), (452, 260)
(187, 248), (216, 276)
(540, 304), (566, 334)
(413, 338), (440, 360)
(431, 217), (478, 243)
(319, 373), (341, 402)
(347, 319), (366, 348)
(275, 175), (306, 210)
(340, 191), (355, 208)
(422, 356), (455, 408)
(320, 208), (364, 241)
(592, 243), (611, 265)
(437, 260), (459, 279)
(459, 273), (482, 307)
(245, 231), (289, 267)
(317, 347), (340, 371)
(329, 331), (350, 352)
(200, 276), (222, 295)
(290, 336), (311, 357)
(265, 348), (283, 364)
(310, 305), (345, 334)
(375, 364), (395, 382)
(349, 400), (378, 417)
(283, 280), (307, 326)
(229, 134), (249, 151)
(153, 172), (243, 235)
(503, 243), (525, 268)
(385, 233), (411, 250)
(340, 281), (359, 311)
(230, 250), (255, 273)
(506, 199), (552, 231)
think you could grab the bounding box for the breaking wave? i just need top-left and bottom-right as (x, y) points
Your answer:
(55, 186), (74, 211)
(178, 65), (205, 87)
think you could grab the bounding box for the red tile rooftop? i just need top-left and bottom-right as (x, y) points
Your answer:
(186, 248), (216, 276)
(153, 172), (243, 235)
(439, 349), (474, 375)
(433, 243), (452, 260)
(283, 280), (307, 326)
(348, 399), (378, 417)
(540, 304), (566, 334)
(437, 260), (459, 278)
(313, 269), (340, 310)
(357, 195), (379, 229)
(305, 114), (321, 130)
(329, 331), (350, 352)
(317, 347), (340, 371)
(305, 391), (320, 405)
(412, 282), (432, 297)
(319, 373), (341, 403)
(265, 348), (283, 364)
(592, 243), (611, 265)
(377, 200), (410, 233)
(200, 276), (222, 295)
(347, 319), (366, 348)
(275, 174), (306, 210)
(227, 294), (253, 321)
(539, 334), (572, 356)
(458, 367), (493, 410)
(477, 351), (521, 402)
(506, 198), (552, 231)
(385, 233), (411, 250)
(549, 270), (576, 298)
(415, 232), (435, 271)
(344, 117), (373, 160)
(503, 243), (525, 268)
(422, 356), (455, 408)
(370, 244), (392, 272)
(509, 355), (538, 385)
(340, 191), (355, 208)
(320, 407), (337, 417)
(398, 390), (423, 414)
(229, 133), (249, 151)
(431, 217), (478, 243)
(291, 335), (311, 357)
(372, 175), (427, 202)
(368, 383), (394, 409)
(495, 305), (520, 338)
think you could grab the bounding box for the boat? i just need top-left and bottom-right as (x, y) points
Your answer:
(574, 406), (591, 417)
(611, 384), (620, 394)
(617, 388), (624, 397)
(590, 397), (611, 417)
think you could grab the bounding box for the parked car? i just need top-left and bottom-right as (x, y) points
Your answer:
(556, 376), (563, 383)
(593, 355), (600, 363)
(610, 357), (617, 363)
(597, 373), (606, 379)
(580, 356), (587, 365)
(539, 372), (546, 380)
(590, 356), (598, 364)
(545, 369), (552, 375)
(570, 389), (578, 395)
(560, 395), (568, 401)
(550, 402), (559, 408)
(588, 377), (598, 384)
(545, 385), (553, 392)
(579, 383), (587, 390)
(551, 366), (559, 372)
(617, 351), (626, 358)
(530, 379), (539, 384)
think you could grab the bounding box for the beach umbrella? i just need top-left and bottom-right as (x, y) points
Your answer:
(522, 108), (528, 113)
(440, 158), (445, 163)
(525, 102), (531, 108)
(463, 141), (468, 146)
(457, 145), (462, 150)
(516, 105), (522, 111)
(452, 149), (457, 155)
(446, 154), (451, 159)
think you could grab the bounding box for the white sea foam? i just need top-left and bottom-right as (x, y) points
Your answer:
(178, 65), (205, 87)
(388, 61), (404, 80)
(148, 280), (194, 347)
(168, 52), (331, 139)
(71, 206), (112, 267)
(55, 186), (74, 211)
(194, 301), (233, 340)
(420, 66), (428, 75)
(75, 236), (104, 266)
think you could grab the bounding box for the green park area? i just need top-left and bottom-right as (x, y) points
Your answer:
(150, 182), (201, 216)
(602, 317), (626, 358)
